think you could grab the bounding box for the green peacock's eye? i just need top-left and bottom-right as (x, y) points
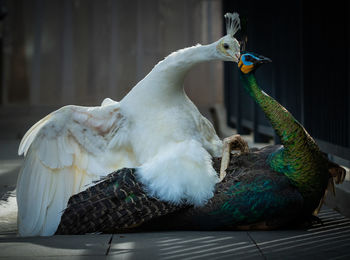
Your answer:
(223, 43), (229, 49)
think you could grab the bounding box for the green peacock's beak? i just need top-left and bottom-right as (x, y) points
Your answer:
(257, 55), (272, 64)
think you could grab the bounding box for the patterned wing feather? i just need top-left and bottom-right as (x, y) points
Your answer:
(55, 168), (183, 234)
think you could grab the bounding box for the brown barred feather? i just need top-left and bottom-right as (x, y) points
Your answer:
(55, 168), (184, 234)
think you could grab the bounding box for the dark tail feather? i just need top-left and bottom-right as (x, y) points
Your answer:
(55, 168), (182, 234)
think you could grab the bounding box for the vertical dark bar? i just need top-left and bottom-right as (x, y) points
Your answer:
(108, 0), (118, 99)
(206, 0), (216, 102)
(223, 0), (235, 131)
(235, 67), (244, 133)
(136, 0), (144, 82)
(250, 0), (258, 142)
(232, 67), (249, 135)
(253, 102), (259, 142)
(61, 0), (73, 104)
(0, 0), (3, 104)
(0, 0), (8, 105)
(223, 0), (235, 130)
(236, 74), (242, 133)
(0, 21), (2, 104)
(270, 3), (279, 144)
(206, 0), (212, 43)
(348, 0), (350, 148)
(223, 62), (231, 126)
(224, 62), (234, 127)
(299, 0), (305, 126)
(30, 0), (44, 105)
(272, 65), (279, 144)
(86, 0), (94, 94)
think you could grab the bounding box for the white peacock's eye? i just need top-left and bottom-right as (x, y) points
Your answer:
(223, 43), (229, 50)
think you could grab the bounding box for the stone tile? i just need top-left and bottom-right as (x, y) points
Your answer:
(0, 234), (112, 258)
(325, 181), (350, 218)
(0, 158), (22, 198)
(0, 256), (109, 260)
(108, 231), (263, 260)
(0, 231), (17, 239)
(248, 207), (350, 259)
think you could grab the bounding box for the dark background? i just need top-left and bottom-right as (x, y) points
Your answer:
(0, 0), (224, 141)
(223, 0), (350, 166)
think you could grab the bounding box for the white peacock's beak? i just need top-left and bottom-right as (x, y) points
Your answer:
(231, 52), (240, 63)
(234, 53), (240, 62)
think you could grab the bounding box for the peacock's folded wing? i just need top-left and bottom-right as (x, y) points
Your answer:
(212, 170), (305, 228)
(55, 168), (183, 234)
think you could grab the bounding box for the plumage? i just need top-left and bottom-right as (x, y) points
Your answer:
(146, 52), (347, 229)
(56, 168), (183, 234)
(17, 13), (242, 236)
(55, 52), (346, 234)
(237, 52), (343, 214)
(56, 147), (302, 233)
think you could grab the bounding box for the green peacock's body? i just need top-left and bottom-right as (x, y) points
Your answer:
(138, 146), (307, 230)
(55, 53), (345, 234)
(239, 61), (329, 214)
(137, 53), (345, 231)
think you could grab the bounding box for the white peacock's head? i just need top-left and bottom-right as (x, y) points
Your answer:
(216, 35), (241, 63)
(215, 12), (241, 63)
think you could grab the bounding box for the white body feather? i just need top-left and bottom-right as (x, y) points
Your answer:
(17, 42), (224, 236)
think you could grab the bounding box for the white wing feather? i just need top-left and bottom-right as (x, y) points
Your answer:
(17, 98), (136, 236)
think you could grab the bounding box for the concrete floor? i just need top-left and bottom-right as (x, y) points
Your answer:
(1, 210), (350, 259)
(1, 139), (350, 259)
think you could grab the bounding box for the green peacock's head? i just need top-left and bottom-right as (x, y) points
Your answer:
(238, 52), (272, 74)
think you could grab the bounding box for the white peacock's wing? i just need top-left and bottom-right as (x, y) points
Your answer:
(16, 98), (134, 236)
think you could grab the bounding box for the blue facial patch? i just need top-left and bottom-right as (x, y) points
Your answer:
(242, 53), (260, 66)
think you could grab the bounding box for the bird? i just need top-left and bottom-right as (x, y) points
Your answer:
(16, 13), (242, 236)
(55, 52), (346, 234)
(142, 52), (347, 230)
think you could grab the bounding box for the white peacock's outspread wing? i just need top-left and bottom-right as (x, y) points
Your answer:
(16, 98), (135, 236)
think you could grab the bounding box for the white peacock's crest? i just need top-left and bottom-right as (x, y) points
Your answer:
(224, 12), (241, 37)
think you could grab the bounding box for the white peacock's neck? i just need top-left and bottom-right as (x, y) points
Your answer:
(121, 43), (218, 112)
(153, 43), (218, 79)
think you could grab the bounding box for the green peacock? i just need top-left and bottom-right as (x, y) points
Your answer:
(55, 52), (346, 234)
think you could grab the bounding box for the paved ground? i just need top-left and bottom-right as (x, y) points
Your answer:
(1, 139), (350, 259)
(1, 208), (350, 259)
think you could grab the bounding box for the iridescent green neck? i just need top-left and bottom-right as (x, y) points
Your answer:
(239, 73), (327, 195)
(241, 73), (316, 148)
